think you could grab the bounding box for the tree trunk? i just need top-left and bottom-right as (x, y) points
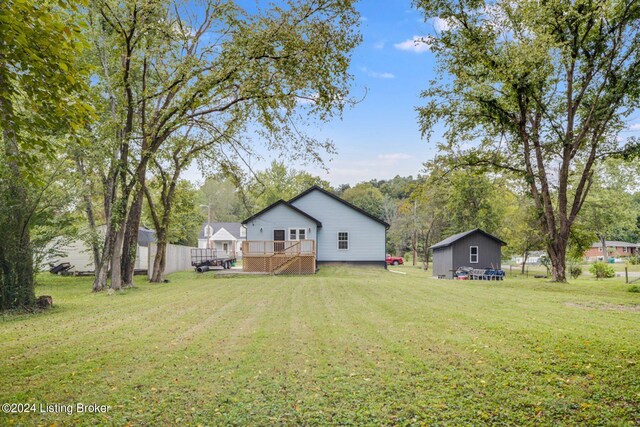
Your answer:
(547, 240), (567, 282)
(110, 219), (126, 291)
(75, 157), (101, 274)
(521, 250), (529, 275)
(412, 230), (417, 266)
(121, 187), (144, 287)
(150, 237), (167, 283)
(599, 235), (608, 263)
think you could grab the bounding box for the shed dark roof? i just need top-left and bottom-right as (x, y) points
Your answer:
(288, 185), (390, 229)
(198, 222), (244, 240)
(430, 228), (506, 250)
(241, 200), (322, 227)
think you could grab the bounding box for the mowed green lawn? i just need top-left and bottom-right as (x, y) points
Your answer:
(1, 266), (639, 426)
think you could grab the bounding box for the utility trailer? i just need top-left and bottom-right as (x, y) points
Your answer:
(191, 248), (236, 273)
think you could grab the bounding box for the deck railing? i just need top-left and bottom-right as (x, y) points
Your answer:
(242, 240), (315, 256)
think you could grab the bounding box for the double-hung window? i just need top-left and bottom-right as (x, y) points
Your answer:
(470, 246), (479, 263)
(338, 232), (349, 250)
(289, 228), (307, 241)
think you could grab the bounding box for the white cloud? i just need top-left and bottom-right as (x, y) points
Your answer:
(628, 123), (640, 131)
(373, 41), (385, 49)
(433, 17), (450, 32)
(377, 153), (412, 161)
(307, 153), (420, 186)
(394, 36), (431, 53)
(361, 67), (395, 79)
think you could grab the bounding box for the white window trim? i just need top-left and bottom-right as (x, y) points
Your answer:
(337, 231), (349, 250)
(288, 228), (307, 241)
(470, 246), (479, 264)
(623, 246), (627, 253)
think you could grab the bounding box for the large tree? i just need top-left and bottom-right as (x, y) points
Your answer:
(0, 0), (91, 309)
(415, 0), (640, 281)
(86, 0), (360, 291)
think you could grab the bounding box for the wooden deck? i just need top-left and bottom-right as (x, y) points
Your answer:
(242, 240), (316, 274)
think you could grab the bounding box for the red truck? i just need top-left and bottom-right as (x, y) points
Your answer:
(386, 254), (404, 265)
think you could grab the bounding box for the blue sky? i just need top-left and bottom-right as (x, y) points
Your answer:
(302, 1), (441, 186)
(185, 1), (444, 186)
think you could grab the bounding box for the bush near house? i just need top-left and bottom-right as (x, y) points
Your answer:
(589, 262), (616, 279)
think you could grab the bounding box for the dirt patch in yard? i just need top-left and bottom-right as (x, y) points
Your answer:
(565, 302), (640, 312)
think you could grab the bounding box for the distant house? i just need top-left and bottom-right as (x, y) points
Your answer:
(198, 222), (245, 258)
(241, 186), (389, 274)
(512, 250), (545, 265)
(430, 229), (507, 279)
(584, 241), (638, 261)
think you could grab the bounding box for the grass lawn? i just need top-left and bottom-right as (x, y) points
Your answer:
(1, 266), (640, 426)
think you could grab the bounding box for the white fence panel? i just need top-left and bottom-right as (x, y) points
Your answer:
(148, 243), (195, 278)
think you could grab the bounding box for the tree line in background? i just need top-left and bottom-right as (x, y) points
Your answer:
(196, 158), (640, 272)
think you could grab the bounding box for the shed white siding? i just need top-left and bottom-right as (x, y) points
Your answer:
(245, 203), (318, 242)
(290, 190), (386, 262)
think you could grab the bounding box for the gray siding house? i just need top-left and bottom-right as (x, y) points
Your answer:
(242, 186), (389, 270)
(430, 229), (506, 279)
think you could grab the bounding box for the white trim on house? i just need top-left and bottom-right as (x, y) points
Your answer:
(288, 228), (307, 241)
(337, 231), (349, 250)
(470, 246), (479, 263)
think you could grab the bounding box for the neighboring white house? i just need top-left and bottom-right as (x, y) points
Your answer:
(45, 226), (155, 273)
(512, 250), (545, 265)
(242, 186), (389, 270)
(197, 222), (245, 258)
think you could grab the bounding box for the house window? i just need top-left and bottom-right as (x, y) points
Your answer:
(470, 246), (479, 263)
(223, 243), (228, 252)
(338, 232), (349, 250)
(623, 247), (627, 253)
(289, 228), (307, 241)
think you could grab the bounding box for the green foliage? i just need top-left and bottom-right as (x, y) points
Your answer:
(589, 262), (616, 279)
(246, 161), (332, 211)
(628, 256), (640, 266)
(0, 0), (92, 171)
(198, 177), (247, 222)
(628, 285), (640, 293)
(0, 0), (91, 309)
(569, 265), (582, 280)
(341, 183), (384, 218)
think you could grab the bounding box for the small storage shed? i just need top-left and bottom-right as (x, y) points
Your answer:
(430, 229), (506, 279)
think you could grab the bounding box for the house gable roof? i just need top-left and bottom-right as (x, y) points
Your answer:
(211, 227), (236, 241)
(198, 222), (244, 240)
(430, 228), (507, 250)
(590, 241), (639, 248)
(241, 199), (322, 227)
(288, 185), (390, 229)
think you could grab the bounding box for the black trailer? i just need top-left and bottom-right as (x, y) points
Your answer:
(191, 249), (236, 273)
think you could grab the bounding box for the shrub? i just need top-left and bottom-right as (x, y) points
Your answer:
(628, 256), (640, 266)
(569, 265), (582, 279)
(589, 262), (615, 279)
(628, 285), (640, 293)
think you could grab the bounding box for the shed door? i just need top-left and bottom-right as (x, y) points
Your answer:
(273, 229), (285, 252)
